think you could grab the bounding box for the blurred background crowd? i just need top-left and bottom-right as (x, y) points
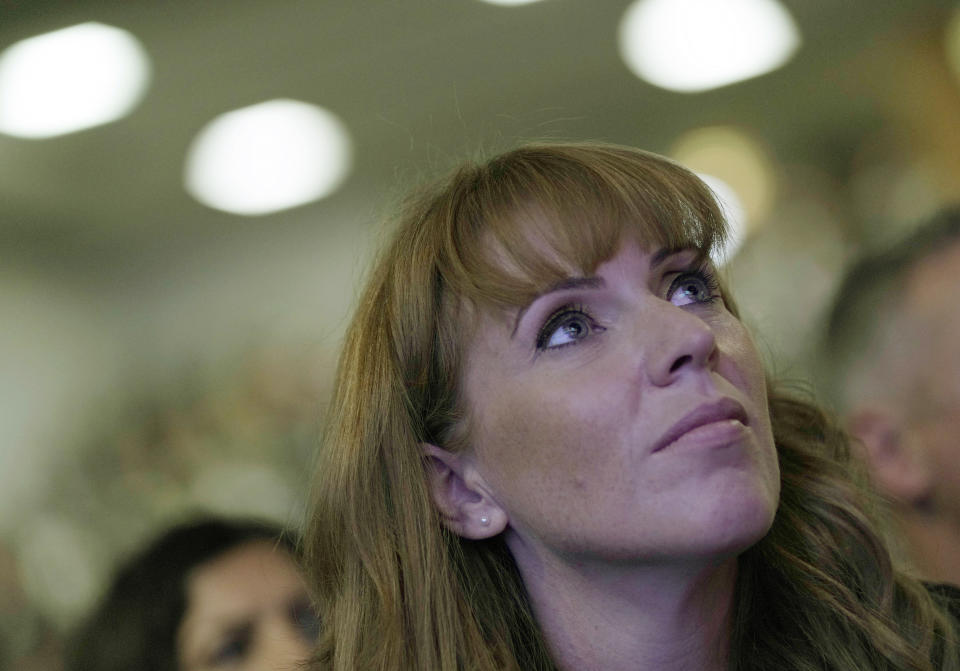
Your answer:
(3, 0), (960, 668)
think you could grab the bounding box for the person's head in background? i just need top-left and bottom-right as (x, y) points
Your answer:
(69, 516), (318, 671)
(821, 206), (960, 584)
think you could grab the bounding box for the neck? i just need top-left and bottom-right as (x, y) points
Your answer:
(893, 506), (960, 586)
(508, 536), (736, 671)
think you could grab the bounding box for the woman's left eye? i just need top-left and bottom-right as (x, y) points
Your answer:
(667, 270), (719, 307)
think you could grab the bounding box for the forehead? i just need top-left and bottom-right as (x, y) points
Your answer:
(901, 241), (960, 388)
(862, 240), (960, 406)
(902, 239), (960, 319)
(185, 542), (302, 609)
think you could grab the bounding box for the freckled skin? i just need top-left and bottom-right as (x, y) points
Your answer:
(461, 240), (780, 565)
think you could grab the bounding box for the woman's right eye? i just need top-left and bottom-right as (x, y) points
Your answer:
(536, 308), (603, 350)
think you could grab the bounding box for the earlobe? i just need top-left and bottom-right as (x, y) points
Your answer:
(422, 443), (507, 539)
(847, 406), (932, 506)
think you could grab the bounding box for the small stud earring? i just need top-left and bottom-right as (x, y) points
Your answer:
(480, 516), (490, 526)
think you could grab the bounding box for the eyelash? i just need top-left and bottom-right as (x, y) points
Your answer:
(668, 263), (721, 307)
(534, 264), (721, 352)
(535, 303), (598, 351)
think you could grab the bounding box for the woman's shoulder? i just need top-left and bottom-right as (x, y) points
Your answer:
(925, 582), (960, 621)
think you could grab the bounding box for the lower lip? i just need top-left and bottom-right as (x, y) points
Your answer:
(658, 419), (748, 452)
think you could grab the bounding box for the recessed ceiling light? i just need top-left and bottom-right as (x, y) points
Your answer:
(0, 22), (150, 138)
(618, 0), (800, 93)
(184, 99), (352, 216)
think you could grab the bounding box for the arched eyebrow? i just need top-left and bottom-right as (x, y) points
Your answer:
(511, 276), (605, 338)
(651, 247), (680, 267)
(508, 247), (689, 338)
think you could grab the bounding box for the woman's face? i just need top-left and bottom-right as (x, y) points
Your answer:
(459, 237), (780, 564)
(177, 541), (317, 671)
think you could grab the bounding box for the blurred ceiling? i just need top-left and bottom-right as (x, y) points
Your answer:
(4, 0), (960, 486)
(2, 0), (957, 282)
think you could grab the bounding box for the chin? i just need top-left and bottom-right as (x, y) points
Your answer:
(598, 505), (778, 565)
(665, 481), (778, 563)
(707, 495), (778, 559)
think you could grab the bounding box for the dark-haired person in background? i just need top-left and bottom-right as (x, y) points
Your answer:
(69, 517), (317, 671)
(820, 206), (960, 586)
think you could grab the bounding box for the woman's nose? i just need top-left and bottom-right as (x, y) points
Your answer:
(644, 301), (718, 387)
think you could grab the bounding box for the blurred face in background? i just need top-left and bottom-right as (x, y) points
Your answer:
(177, 540), (317, 671)
(900, 240), (960, 517)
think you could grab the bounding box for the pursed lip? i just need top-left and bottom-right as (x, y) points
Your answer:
(651, 397), (750, 453)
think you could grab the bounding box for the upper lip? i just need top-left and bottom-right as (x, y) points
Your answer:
(651, 397), (749, 453)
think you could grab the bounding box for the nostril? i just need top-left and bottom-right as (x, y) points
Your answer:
(669, 354), (692, 374)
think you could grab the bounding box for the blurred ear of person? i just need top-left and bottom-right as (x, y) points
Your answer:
(847, 405), (933, 508)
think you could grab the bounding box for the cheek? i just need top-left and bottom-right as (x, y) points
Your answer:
(477, 385), (588, 474)
(715, 320), (779, 479)
(717, 321), (768, 402)
(468, 367), (631, 508)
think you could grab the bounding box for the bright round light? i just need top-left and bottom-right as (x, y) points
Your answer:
(618, 0), (800, 93)
(0, 22), (150, 138)
(698, 173), (747, 264)
(671, 125), (775, 227)
(184, 99), (352, 216)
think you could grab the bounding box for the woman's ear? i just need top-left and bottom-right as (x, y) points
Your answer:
(422, 443), (507, 539)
